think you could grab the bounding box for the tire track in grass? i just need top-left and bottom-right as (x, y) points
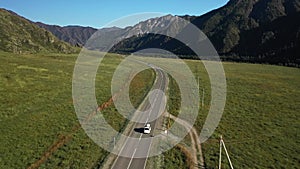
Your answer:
(165, 112), (205, 169)
(27, 73), (134, 169)
(27, 96), (115, 169)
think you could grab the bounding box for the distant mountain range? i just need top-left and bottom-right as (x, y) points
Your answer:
(35, 22), (97, 47)
(109, 0), (300, 66)
(0, 8), (76, 54)
(0, 0), (299, 66)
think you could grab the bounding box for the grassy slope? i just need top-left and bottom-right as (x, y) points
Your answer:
(0, 51), (155, 168)
(0, 8), (76, 54)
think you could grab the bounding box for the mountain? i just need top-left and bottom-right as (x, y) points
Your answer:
(35, 22), (97, 46)
(28, 0), (300, 66)
(191, 0), (300, 65)
(110, 0), (300, 66)
(0, 8), (76, 54)
(83, 14), (191, 51)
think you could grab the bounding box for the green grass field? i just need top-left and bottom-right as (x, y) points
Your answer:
(146, 57), (299, 169)
(0, 51), (299, 168)
(0, 51), (155, 168)
(180, 60), (300, 168)
(201, 62), (300, 168)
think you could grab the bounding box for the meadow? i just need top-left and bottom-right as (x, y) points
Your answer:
(170, 60), (300, 168)
(0, 51), (155, 168)
(0, 51), (299, 169)
(145, 56), (299, 168)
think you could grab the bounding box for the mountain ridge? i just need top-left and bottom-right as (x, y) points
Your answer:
(0, 8), (76, 54)
(1, 0), (299, 66)
(35, 22), (97, 47)
(109, 0), (300, 66)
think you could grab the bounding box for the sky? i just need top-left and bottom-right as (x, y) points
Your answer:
(0, 0), (229, 28)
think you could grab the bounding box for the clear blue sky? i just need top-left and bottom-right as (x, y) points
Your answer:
(0, 0), (229, 28)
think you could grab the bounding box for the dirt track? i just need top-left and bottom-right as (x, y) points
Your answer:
(27, 96), (115, 169)
(166, 112), (205, 169)
(27, 72), (134, 169)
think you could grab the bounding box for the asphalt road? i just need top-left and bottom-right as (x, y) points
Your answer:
(111, 68), (168, 169)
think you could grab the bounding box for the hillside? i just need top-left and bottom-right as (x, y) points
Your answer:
(110, 0), (300, 66)
(0, 8), (76, 54)
(191, 0), (300, 65)
(35, 22), (97, 46)
(25, 0), (300, 66)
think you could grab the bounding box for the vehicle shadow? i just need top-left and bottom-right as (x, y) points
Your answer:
(134, 127), (144, 133)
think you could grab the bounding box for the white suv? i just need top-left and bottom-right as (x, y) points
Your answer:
(144, 123), (151, 134)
